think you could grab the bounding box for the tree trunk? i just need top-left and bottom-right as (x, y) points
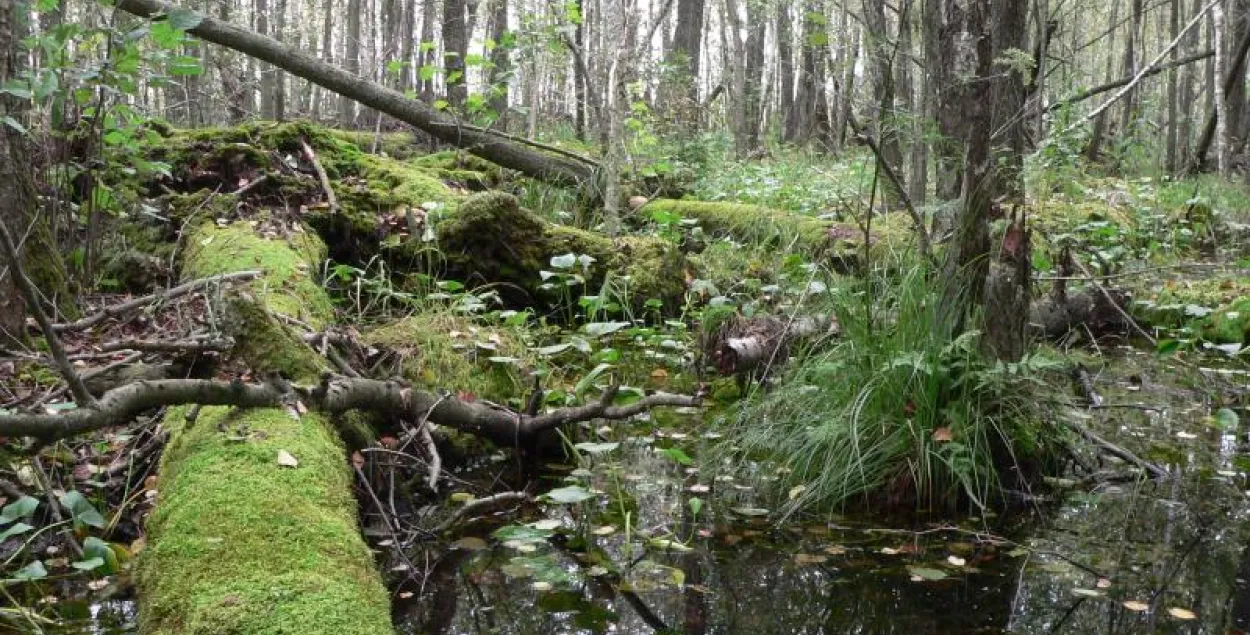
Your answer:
(1214, 0), (1230, 175)
(418, 0), (438, 102)
(667, 0), (704, 130)
(862, 0), (904, 179)
(273, 0), (287, 119)
(1118, 0), (1143, 141)
(256, 0), (273, 118)
(1168, 0), (1182, 172)
(444, 0), (468, 107)
(792, 0), (830, 148)
(898, 0), (923, 202)
(340, 0), (362, 125)
(833, 10), (858, 151)
(312, 0), (333, 119)
(1191, 2), (1250, 171)
(739, 0), (766, 155)
(777, 1), (795, 142)
(990, 0), (1027, 202)
(924, 0), (959, 200)
(487, 0), (509, 129)
(1085, 1), (1120, 162)
(116, 0), (597, 186)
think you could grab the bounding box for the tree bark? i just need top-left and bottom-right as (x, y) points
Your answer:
(1190, 3), (1250, 171)
(487, 0), (509, 128)
(115, 0), (597, 187)
(924, 0), (960, 200)
(862, 0), (903, 180)
(418, 0), (438, 102)
(1085, 1), (1120, 162)
(444, 0), (468, 106)
(0, 0), (26, 350)
(668, 0), (704, 129)
(340, 0), (362, 125)
(777, 1), (795, 142)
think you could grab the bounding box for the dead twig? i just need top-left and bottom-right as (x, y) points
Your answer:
(53, 271), (260, 333)
(299, 137), (338, 213)
(99, 337), (233, 354)
(845, 111), (935, 267)
(1072, 259), (1157, 346)
(1064, 418), (1169, 479)
(0, 220), (95, 407)
(432, 491), (531, 534)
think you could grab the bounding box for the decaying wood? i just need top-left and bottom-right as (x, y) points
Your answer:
(299, 136), (339, 213)
(114, 0), (598, 188)
(1064, 418), (1168, 479)
(1028, 285), (1132, 340)
(708, 314), (838, 378)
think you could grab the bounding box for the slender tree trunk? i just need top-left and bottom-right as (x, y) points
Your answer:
(897, 0), (920, 201)
(862, 0), (903, 178)
(1227, 0), (1248, 146)
(1214, 0), (1230, 175)
(573, 0), (588, 140)
(1168, 0), (1182, 171)
(668, 0), (705, 129)
(740, 0), (765, 154)
(340, 0), (362, 125)
(1085, 1), (1120, 162)
(1179, 0), (1201, 167)
(777, 1), (795, 142)
(418, 0), (438, 102)
(487, 0), (509, 128)
(791, 0), (828, 147)
(444, 0), (468, 106)
(1118, 0), (1143, 141)
(273, 0), (288, 119)
(990, 0), (1027, 201)
(0, 0), (27, 348)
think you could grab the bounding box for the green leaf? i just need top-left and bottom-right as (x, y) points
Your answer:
(492, 524), (553, 543)
(541, 485), (595, 504)
(1215, 408), (1240, 431)
(14, 560), (47, 581)
(0, 496), (38, 524)
(82, 536), (120, 574)
(688, 497), (704, 517)
(574, 363), (614, 399)
(573, 442), (619, 455)
(1156, 339), (1181, 356)
(168, 55), (204, 76)
(1, 79), (32, 99)
(535, 343), (572, 356)
(2, 116), (27, 135)
(71, 557), (105, 571)
(59, 490), (106, 529)
(0, 522), (33, 541)
(583, 322), (630, 337)
(657, 446), (693, 466)
(149, 21), (183, 48)
(907, 566), (949, 581)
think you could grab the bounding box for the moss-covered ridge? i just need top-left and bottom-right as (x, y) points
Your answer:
(137, 206), (389, 634)
(137, 406), (390, 635)
(642, 198), (919, 266)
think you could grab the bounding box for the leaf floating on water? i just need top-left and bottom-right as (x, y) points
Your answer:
(531, 581), (553, 591)
(1071, 588), (1103, 598)
(451, 537), (488, 551)
(730, 506), (769, 517)
(794, 553), (828, 565)
(906, 566), (948, 581)
(1123, 600), (1150, 612)
(947, 555), (967, 567)
(1167, 607), (1197, 620)
(648, 538), (693, 552)
(276, 450), (299, 468)
(1215, 408), (1240, 431)
(542, 485), (596, 504)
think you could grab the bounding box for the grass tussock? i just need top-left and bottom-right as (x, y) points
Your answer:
(719, 265), (1067, 516)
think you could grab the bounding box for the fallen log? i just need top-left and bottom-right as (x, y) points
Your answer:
(1028, 286), (1132, 340)
(114, 0), (596, 188)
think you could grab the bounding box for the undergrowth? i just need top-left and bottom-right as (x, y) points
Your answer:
(718, 265), (1067, 516)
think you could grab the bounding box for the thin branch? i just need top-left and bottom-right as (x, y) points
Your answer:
(1044, 49), (1213, 114)
(1072, 259), (1157, 346)
(0, 220), (95, 407)
(1063, 419), (1168, 479)
(844, 111), (935, 267)
(99, 337), (233, 354)
(432, 491), (530, 534)
(300, 137), (339, 213)
(1056, 0), (1219, 139)
(418, 421), (440, 492)
(53, 271), (260, 333)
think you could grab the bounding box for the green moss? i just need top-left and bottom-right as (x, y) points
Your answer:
(137, 406), (390, 635)
(364, 312), (528, 402)
(438, 192), (689, 312)
(643, 199), (917, 267)
(180, 220), (334, 329)
(327, 129), (422, 158)
(1202, 297), (1250, 344)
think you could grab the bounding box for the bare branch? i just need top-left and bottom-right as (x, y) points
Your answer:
(53, 271), (260, 333)
(0, 219), (95, 407)
(300, 137), (339, 213)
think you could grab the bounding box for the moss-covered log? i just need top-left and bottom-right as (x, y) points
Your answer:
(437, 192), (690, 311)
(136, 218), (390, 635)
(641, 199), (919, 268)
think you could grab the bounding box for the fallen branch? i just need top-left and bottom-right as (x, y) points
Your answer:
(1063, 419), (1169, 479)
(52, 271), (260, 333)
(114, 0), (597, 187)
(231, 173), (270, 197)
(1072, 260), (1156, 346)
(99, 337), (233, 354)
(432, 491), (531, 534)
(299, 137), (338, 213)
(1044, 49), (1213, 114)
(0, 219), (95, 407)
(0, 374), (702, 446)
(846, 111), (935, 267)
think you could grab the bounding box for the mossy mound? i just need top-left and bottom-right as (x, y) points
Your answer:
(438, 192), (690, 312)
(181, 219), (334, 330)
(642, 199), (918, 268)
(136, 406), (390, 635)
(364, 312), (530, 402)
